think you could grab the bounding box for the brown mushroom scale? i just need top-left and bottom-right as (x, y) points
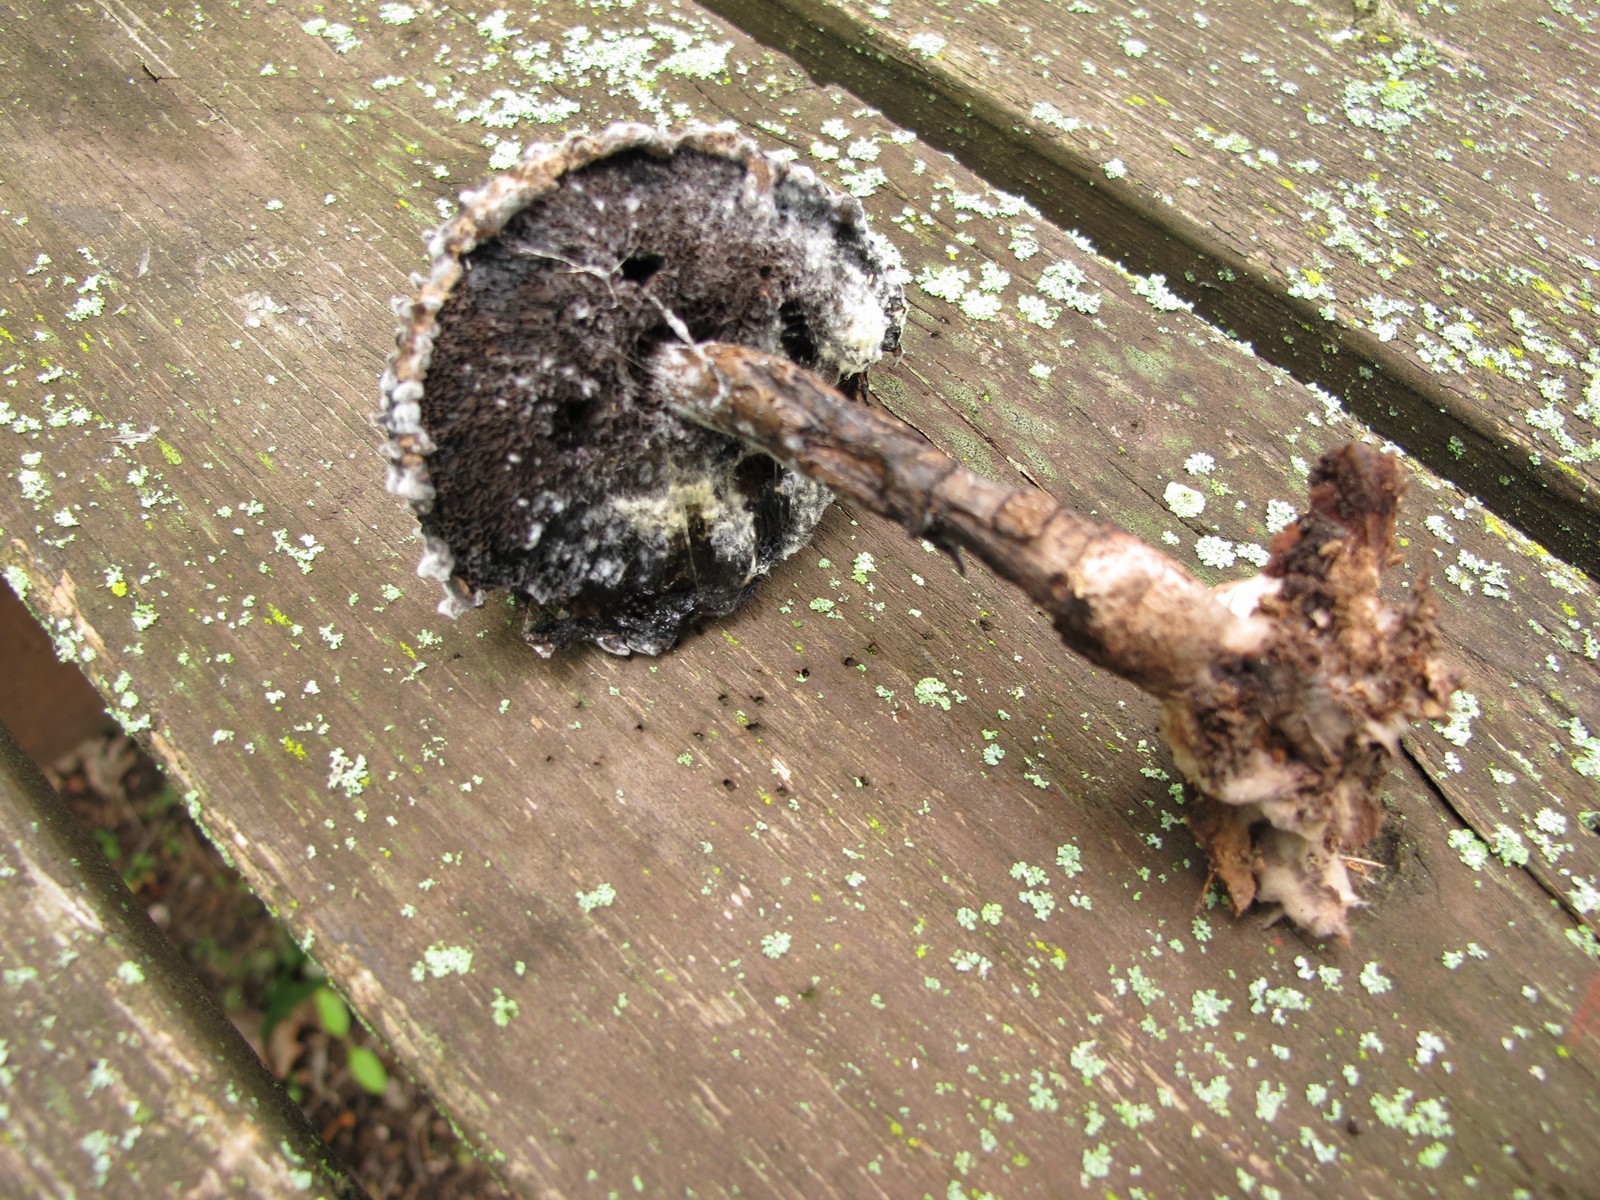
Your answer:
(382, 126), (906, 655)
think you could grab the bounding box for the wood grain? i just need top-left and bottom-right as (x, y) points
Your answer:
(0, 1), (1596, 1196)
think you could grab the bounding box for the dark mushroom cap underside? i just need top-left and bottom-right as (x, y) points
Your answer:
(388, 129), (904, 655)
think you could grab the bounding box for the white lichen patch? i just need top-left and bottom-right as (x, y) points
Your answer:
(1191, 988), (1232, 1027)
(1264, 498), (1297, 533)
(1036, 260), (1103, 314)
(1568, 876), (1600, 916)
(958, 291), (1003, 321)
(271, 529), (326, 575)
(1359, 961), (1393, 995)
(64, 274), (108, 323)
(1194, 536), (1236, 569)
(916, 264), (970, 303)
(1248, 977), (1311, 1025)
(1031, 101), (1085, 134)
(850, 551), (877, 585)
(1568, 719), (1600, 779)
(411, 943), (473, 980)
(658, 40), (732, 79)
(760, 930), (792, 959)
(1432, 690), (1480, 747)
(491, 989), (520, 1026)
(327, 748), (369, 798)
(1340, 46), (1434, 132)
(1163, 482), (1205, 518)
(1132, 273), (1188, 313)
(301, 17), (362, 55)
(1447, 828), (1490, 870)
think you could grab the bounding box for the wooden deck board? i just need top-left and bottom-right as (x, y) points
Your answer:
(1, 1), (1597, 1196)
(703, 0), (1600, 570)
(0, 722), (361, 1198)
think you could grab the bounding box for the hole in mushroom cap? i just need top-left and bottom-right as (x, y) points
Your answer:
(778, 299), (818, 366)
(620, 253), (665, 285)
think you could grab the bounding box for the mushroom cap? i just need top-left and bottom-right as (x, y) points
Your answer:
(379, 123), (906, 655)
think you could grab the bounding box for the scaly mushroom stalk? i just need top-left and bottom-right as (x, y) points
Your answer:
(654, 342), (1456, 940)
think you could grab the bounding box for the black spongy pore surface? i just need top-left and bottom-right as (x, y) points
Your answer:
(418, 146), (900, 654)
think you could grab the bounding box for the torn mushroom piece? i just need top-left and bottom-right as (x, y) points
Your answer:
(379, 123), (907, 655)
(653, 343), (1456, 940)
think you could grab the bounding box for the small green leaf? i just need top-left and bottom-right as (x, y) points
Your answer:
(313, 986), (350, 1038)
(346, 1045), (388, 1095)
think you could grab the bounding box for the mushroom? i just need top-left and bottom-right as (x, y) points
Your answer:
(380, 124), (1456, 939)
(380, 124), (906, 657)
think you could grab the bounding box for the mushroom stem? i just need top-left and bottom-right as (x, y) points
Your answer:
(657, 341), (1457, 939)
(659, 343), (1256, 697)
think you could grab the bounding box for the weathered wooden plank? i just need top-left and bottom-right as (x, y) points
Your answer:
(703, 0), (1600, 570)
(0, 720), (362, 1198)
(0, 578), (110, 761)
(1, 2), (1597, 1198)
